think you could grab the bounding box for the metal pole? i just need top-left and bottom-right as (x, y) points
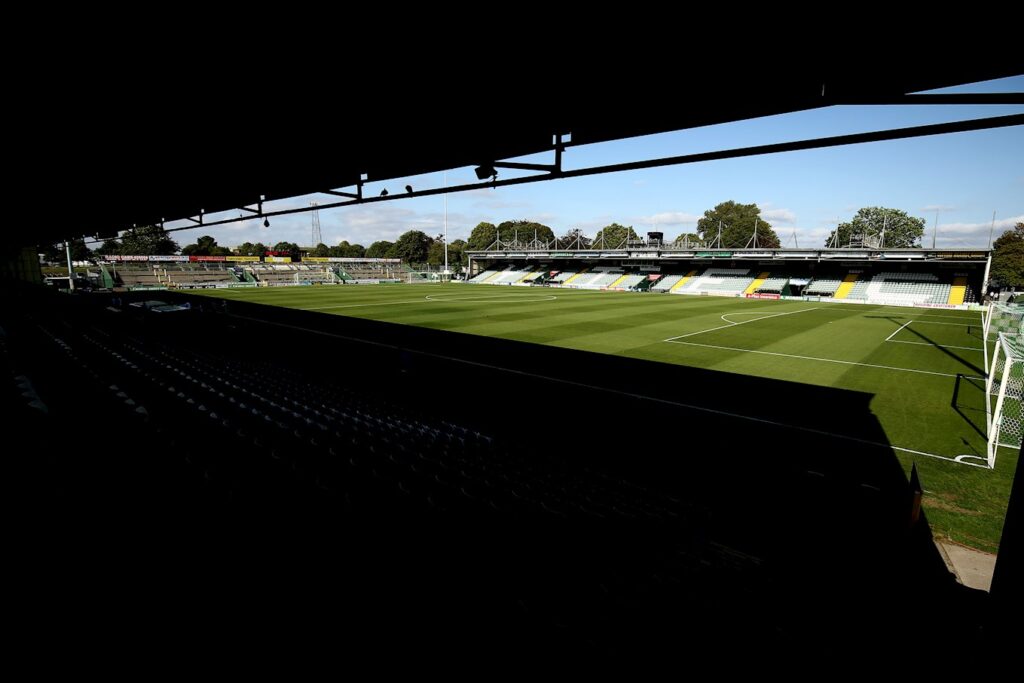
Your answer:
(443, 171), (449, 274)
(988, 343), (1010, 468)
(932, 211), (939, 249)
(982, 251), (993, 304)
(988, 211), (997, 248)
(65, 240), (75, 291)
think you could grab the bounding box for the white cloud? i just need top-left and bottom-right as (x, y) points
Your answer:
(930, 215), (1023, 247)
(575, 217), (616, 234)
(921, 204), (957, 212)
(634, 211), (702, 226)
(766, 225), (836, 249)
(761, 208), (797, 224)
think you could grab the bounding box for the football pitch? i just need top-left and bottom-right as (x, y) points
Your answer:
(196, 283), (1016, 552)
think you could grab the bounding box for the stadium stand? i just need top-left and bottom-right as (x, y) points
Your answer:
(743, 272), (770, 295)
(6, 286), (990, 661)
(859, 271), (951, 305)
(755, 276), (789, 294)
(651, 274), (682, 291)
(612, 274), (644, 290)
(806, 276), (844, 296)
(550, 269), (580, 283)
(248, 263), (338, 285)
(467, 255), (986, 311)
(14, 63), (1016, 659)
(674, 268), (754, 295)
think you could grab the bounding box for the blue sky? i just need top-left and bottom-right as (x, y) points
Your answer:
(180, 75), (1023, 251)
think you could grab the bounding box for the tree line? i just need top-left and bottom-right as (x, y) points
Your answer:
(36, 203), (1024, 287)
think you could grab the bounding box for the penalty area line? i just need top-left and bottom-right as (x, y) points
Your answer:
(227, 311), (987, 469)
(886, 339), (984, 352)
(885, 320), (913, 342)
(663, 338), (969, 379)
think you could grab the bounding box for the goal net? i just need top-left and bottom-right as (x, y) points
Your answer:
(406, 271), (446, 284)
(986, 330), (1023, 468)
(983, 303), (1024, 343)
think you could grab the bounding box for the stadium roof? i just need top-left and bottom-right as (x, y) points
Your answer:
(30, 59), (1021, 244)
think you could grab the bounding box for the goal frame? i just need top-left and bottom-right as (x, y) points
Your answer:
(984, 302), (1024, 360)
(406, 271), (448, 284)
(986, 332), (1023, 468)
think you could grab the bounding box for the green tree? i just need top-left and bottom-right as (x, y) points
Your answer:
(41, 238), (93, 262)
(119, 225), (179, 255)
(593, 223), (639, 248)
(182, 235), (222, 257)
(393, 230), (433, 265)
(95, 238), (122, 257)
(311, 243), (331, 257)
(272, 242), (301, 259)
(467, 222), (497, 251)
(235, 242), (268, 257)
(427, 238), (446, 266)
(329, 241), (366, 258)
(366, 240), (394, 259)
(558, 228), (592, 249)
(696, 201), (780, 249)
(496, 220), (555, 245)
(824, 207), (925, 248)
(672, 232), (703, 246)
(449, 239), (467, 270)
(990, 222), (1024, 288)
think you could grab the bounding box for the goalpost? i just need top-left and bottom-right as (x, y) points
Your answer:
(406, 271), (448, 284)
(984, 303), (1024, 468)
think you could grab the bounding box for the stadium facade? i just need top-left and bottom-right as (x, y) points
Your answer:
(466, 245), (991, 309)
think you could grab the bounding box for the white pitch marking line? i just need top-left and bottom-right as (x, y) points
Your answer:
(898, 320), (976, 327)
(664, 307), (819, 342)
(302, 298), (434, 311)
(664, 339), (967, 378)
(302, 293), (557, 311)
(424, 294), (557, 302)
(910, 313), (985, 321)
(886, 340), (984, 352)
(227, 311), (990, 469)
(885, 320), (913, 342)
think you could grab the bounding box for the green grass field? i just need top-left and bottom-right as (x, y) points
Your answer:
(195, 283), (1017, 552)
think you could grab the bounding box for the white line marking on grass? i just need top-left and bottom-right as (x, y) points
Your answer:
(664, 307), (818, 342)
(302, 298), (434, 311)
(302, 293), (557, 311)
(424, 294), (557, 303)
(229, 311), (990, 469)
(911, 313), (984, 320)
(885, 320), (913, 342)
(663, 339), (966, 378)
(900, 320), (976, 327)
(886, 340), (984, 352)
(954, 454), (990, 467)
